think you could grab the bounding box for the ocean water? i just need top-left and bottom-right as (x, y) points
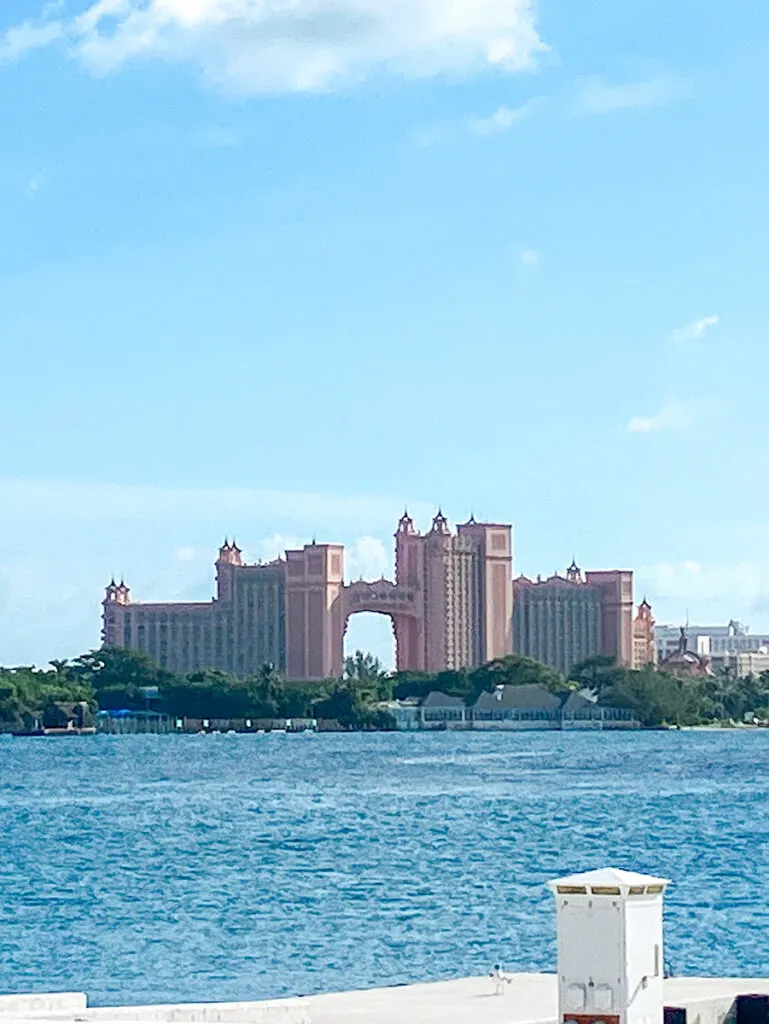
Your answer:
(0, 730), (767, 1005)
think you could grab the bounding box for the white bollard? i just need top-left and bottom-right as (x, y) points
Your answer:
(548, 869), (669, 1024)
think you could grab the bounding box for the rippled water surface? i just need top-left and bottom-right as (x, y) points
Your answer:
(0, 731), (768, 1005)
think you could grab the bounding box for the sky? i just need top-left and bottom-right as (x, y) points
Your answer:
(1, 0), (768, 668)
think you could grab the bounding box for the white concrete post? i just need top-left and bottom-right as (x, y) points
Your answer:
(548, 869), (670, 1024)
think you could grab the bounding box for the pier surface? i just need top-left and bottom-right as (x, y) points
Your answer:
(3, 975), (768, 1024)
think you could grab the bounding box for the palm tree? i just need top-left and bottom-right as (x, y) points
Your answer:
(343, 650), (385, 685)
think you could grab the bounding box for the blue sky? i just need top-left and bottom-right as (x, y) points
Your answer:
(1, 0), (768, 668)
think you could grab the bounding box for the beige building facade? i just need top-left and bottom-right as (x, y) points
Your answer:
(102, 512), (514, 680)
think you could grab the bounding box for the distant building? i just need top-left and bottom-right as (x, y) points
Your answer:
(659, 628), (711, 677)
(513, 561), (634, 676)
(734, 650), (769, 678)
(417, 690), (467, 729)
(473, 683), (562, 728)
(42, 701), (95, 734)
(632, 600), (657, 668)
(387, 685), (637, 730)
(103, 511), (514, 680)
(472, 684), (636, 730)
(655, 620), (769, 667)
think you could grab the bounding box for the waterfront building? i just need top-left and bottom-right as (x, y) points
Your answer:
(632, 599), (657, 668)
(103, 511), (514, 680)
(513, 560), (634, 676)
(471, 684), (636, 730)
(473, 683), (562, 728)
(386, 685), (637, 730)
(417, 690), (467, 729)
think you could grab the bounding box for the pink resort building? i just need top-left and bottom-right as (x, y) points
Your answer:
(102, 512), (514, 680)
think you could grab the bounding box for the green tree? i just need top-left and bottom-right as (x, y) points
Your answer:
(344, 650), (385, 683)
(245, 663), (285, 718)
(570, 654), (621, 693)
(343, 650), (392, 701)
(0, 665), (95, 728)
(598, 667), (699, 727)
(468, 655), (568, 702)
(313, 682), (365, 729)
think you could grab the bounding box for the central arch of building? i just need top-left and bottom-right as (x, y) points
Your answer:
(342, 579), (424, 670)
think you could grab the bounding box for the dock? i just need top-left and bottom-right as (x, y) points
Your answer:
(2, 976), (769, 1024)
(4, 867), (768, 1024)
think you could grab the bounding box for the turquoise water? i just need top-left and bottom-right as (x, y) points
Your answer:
(0, 731), (767, 1005)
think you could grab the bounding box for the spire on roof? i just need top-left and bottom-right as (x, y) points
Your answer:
(566, 558), (583, 583)
(397, 508), (416, 535)
(431, 508), (449, 534)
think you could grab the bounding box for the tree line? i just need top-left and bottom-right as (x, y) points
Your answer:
(2, 646), (769, 731)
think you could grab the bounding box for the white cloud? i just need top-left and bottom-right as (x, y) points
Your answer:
(347, 536), (390, 581)
(27, 172), (45, 196)
(574, 74), (693, 116)
(521, 248), (540, 267)
(639, 560), (768, 607)
(0, 19), (63, 63)
(251, 533), (389, 580)
(252, 534), (304, 563)
(468, 98), (541, 136)
(672, 314), (719, 343)
(173, 546), (201, 563)
(3, 0), (544, 94)
(627, 401), (692, 434)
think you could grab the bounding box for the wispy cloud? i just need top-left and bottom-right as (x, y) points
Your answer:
(672, 314), (719, 343)
(0, 19), (63, 63)
(27, 172), (45, 196)
(574, 74), (693, 116)
(468, 98), (542, 137)
(347, 536), (390, 581)
(1, 0), (544, 94)
(639, 559), (769, 608)
(627, 401), (693, 434)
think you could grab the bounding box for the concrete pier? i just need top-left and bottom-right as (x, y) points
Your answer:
(4, 867), (766, 1024)
(2, 977), (768, 1024)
